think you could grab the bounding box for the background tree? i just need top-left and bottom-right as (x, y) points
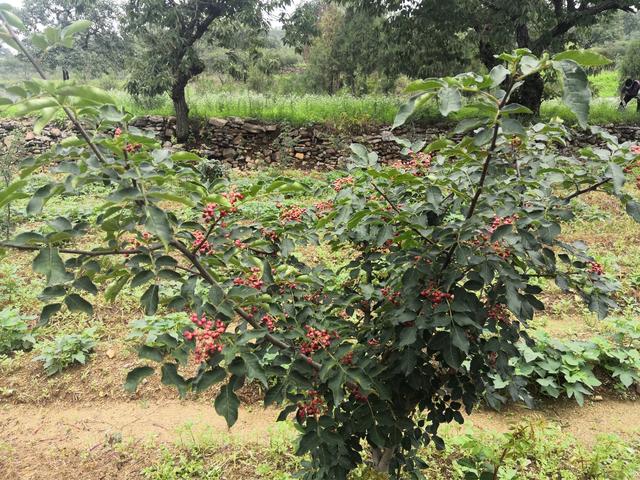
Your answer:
(124, 0), (271, 142)
(20, 0), (128, 79)
(347, 0), (640, 113)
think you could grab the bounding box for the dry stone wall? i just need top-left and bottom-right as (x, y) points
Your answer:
(2, 115), (640, 170)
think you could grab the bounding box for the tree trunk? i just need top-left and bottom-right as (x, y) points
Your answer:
(513, 73), (544, 116)
(171, 80), (190, 143)
(370, 446), (395, 473)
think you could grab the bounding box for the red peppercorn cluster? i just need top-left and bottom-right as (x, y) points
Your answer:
(124, 143), (142, 153)
(588, 261), (604, 275)
(261, 314), (277, 332)
(234, 239), (247, 249)
(488, 214), (519, 234)
(487, 303), (510, 324)
(303, 291), (322, 303)
(420, 285), (454, 305)
(233, 267), (263, 289)
(332, 176), (355, 192)
(278, 281), (298, 294)
(280, 206), (307, 223)
(381, 286), (401, 305)
(114, 127), (122, 138)
(202, 191), (244, 223)
(347, 384), (368, 403)
(192, 230), (214, 255)
(313, 200), (334, 215)
(340, 351), (354, 365)
(296, 390), (324, 422)
(300, 325), (337, 356)
(390, 152), (432, 176)
(260, 228), (278, 242)
(183, 313), (227, 363)
(367, 338), (380, 346)
(631, 145), (640, 155)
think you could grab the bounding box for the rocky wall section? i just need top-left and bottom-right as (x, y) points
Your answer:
(2, 115), (640, 170)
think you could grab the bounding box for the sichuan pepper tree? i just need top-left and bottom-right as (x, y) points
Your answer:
(1, 7), (640, 479)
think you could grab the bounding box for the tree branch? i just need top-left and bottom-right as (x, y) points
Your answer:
(0, 242), (163, 256)
(563, 177), (611, 201)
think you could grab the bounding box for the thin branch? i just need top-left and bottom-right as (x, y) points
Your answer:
(0, 242), (163, 256)
(563, 177), (611, 202)
(0, 12), (108, 165)
(440, 77), (516, 272)
(371, 182), (436, 245)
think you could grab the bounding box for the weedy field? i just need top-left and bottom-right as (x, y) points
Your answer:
(1, 165), (640, 479)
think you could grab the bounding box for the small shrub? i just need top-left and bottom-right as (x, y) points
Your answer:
(128, 313), (192, 364)
(199, 157), (226, 183)
(621, 39), (640, 83)
(35, 327), (98, 376)
(0, 308), (35, 354)
(142, 448), (222, 480)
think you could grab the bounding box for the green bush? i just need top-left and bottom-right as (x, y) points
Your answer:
(128, 313), (193, 365)
(0, 308), (35, 354)
(35, 327), (98, 376)
(491, 318), (640, 406)
(620, 39), (640, 82)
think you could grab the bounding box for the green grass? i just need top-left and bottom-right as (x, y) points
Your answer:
(589, 70), (620, 98)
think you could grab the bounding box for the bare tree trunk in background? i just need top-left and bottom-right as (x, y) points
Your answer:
(172, 78), (190, 143)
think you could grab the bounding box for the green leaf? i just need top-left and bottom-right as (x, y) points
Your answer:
(0, 178), (27, 210)
(193, 367), (226, 393)
(625, 200), (640, 223)
(56, 85), (114, 105)
(215, 383), (240, 427)
(33, 246), (73, 286)
(145, 205), (172, 248)
(438, 87), (462, 117)
(554, 59), (590, 129)
(131, 270), (155, 288)
(171, 151), (202, 162)
(1, 9), (26, 31)
(61, 20), (92, 38)
(241, 352), (268, 387)
(64, 293), (93, 316)
(393, 94), (421, 129)
(161, 363), (189, 398)
(30, 33), (48, 50)
(501, 118), (526, 137)
(105, 275), (129, 302)
(141, 284), (159, 315)
(38, 303), (62, 326)
(553, 49), (611, 67)
(489, 65), (509, 87)
(124, 366), (154, 393)
(12, 97), (59, 117)
(33, 106), (59, 134)
(405, 79), (444, 93)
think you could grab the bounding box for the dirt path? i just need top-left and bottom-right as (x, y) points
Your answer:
(1, 397), (639, 479)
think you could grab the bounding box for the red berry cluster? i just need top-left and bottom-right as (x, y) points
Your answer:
(313, 200), (334, 215)
(487, 303), (510, 324)
(488, 214), (519, 234)
(114, 127), (122, 138)
(296, 390), (324, 421)
(233, 267), (263, 289)
(390, 152), (432, 176)
(260, 228), (278, 242)
(340, 351), (354, 365)
(631, 145), (640, 155)
(124, 143), (142, 153)
(278, 281), (298, 294)
(332, 176), (355, 192)
(381, 286), (401, 305)
(303, 291), (322, 303)
(348, 384), (368, 403)
(183, 313), (227, 363)
(300, 325), (337, 356)
(261, 314), (277, 332)
(280, 206), (307, 223)
(588, 261), (604, 275)
(420, 285), (454, 305)
(234, 239), (247, 249)
(192, 230), (214, 255)
(367, 338), (380, 346)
